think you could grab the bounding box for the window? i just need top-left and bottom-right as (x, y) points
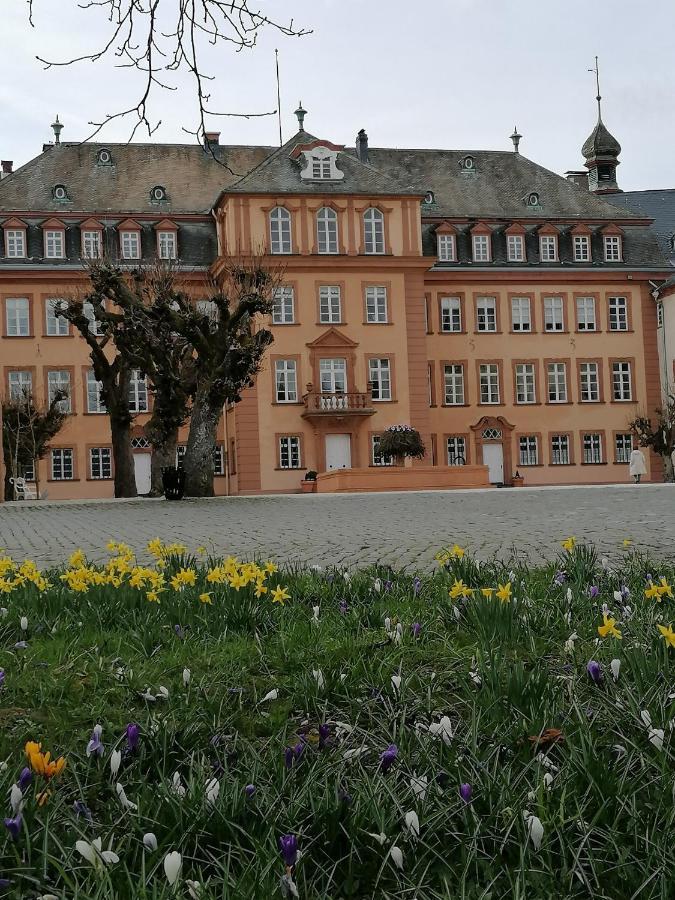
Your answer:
(519, 436), (539, 466)
(472, 234), (490, 262)
(539, 235), (558, 262)
(369, 358), (392, 401)
(363, 208), (385, 254)
(8, 371), (32, 401)
(121, 231), (140, 260)
(312, 157), (332, 179)
(615, 433), (633, 463)
(612, 361), (632, 401)
(90, 448), (112, 480)
(51, 448), (74, 480)
(196, 300), (218, 323)
(604, 235), (622, 262)
(97, 149), (112, 165)
(316, 208), (338, 254)
(52, 185), (68, 201)
(82, 230), (102, 259)
(583, 433), (603, 464)
(5, 229), (26, 258)
(608, 296), (628, 331)
(476, 296), (497, 332)
(544, 296), (564, 332)
(576, 296), (596, 331)
(579, 362), (599, 402)
(511, 297), (531, 332)
(479, 364), (500, 404)
(158, 231), (177, 260)
(446, 436), (466, 466)
(319, 286), (341, 324)
(275, 360), (298, 402)
(176, 445), (186, 468)
(372, 435), (394, 467)
(547, 363), (567, 403)
(444, 364), (465, 405)
(440, 297), (462, 333)
(657, 301), (664, 328)
(128, 369), (149, 413)
(6, 298), (30, 336)
(365, 286), (388, 323)
(551, 434), (570, 465)
(44, 230), (64, 259)
(507, 234), (525, 262)
(279, 436), (301, 469)
(45, 298), (68, 336)
(213, 445), (225, 476)
(515, 363), (536, 403)
(151, 186), (167, 202)
(272, 286), (295, 325)
(47, 370), (71, 413)
(437, 234), (456, 261)
(269, 207), (292, 254)
(573, 235), (591, 262)
(86, 369), (106, 413)
(83, 301), (103, 336)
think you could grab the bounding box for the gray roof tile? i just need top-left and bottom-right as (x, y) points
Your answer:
(605, 190), (675, 266)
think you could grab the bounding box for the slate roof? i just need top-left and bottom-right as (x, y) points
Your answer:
(605, 190), (675, 266)
(0, 142), (273, 215)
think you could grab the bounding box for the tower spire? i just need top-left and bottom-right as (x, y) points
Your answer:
(589, 56), (602, 121)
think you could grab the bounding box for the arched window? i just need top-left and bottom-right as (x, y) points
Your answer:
(363, 207), (385, 254)
(269, 207), (292, 254)
(316, 207), (338, 254)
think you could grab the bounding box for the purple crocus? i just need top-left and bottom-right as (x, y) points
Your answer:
(587, 660), (602, 684)
(379, 744), (398, 773)
(18, 768), (31, 792)
(339, 600), (348, 615)
(553, 571), (566, 586)
(620, 584), (630, 600)
(279, 834), (298, 868)
(0, 670), (5, 688)
(411, 622), (422, 638)
(589, 585), (599, 599)
(3, 815), (21, 841)
(384, 580), (393, 592)
(86, 724), (104, 758)
(244, 784), (256, 797)
(318, 723), (330, 749)
(126, 723), (140, 753)
(413, 577), (422, 595)
(174, 624), (185, 640)
(284, 741), (305, 769)
(73, 800), (93, 823)
(459, 783), (473, 804)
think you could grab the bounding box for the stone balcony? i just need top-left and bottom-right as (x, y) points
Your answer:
(301, 384), (375, 419)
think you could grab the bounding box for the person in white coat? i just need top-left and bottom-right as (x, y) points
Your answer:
(629, 448), (647, 483)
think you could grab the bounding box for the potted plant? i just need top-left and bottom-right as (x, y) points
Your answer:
(377, 425), (426, 465)
(512, 470), (524, 487)
(301, 470), (318, 493)
(162, 465), (186, 500)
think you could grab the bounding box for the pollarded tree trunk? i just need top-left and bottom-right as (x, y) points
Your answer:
(110, 411), (138, 498)
(662, 453), (674, 483)
(183, 387), (220, 497)
(150, 429), (178, 496)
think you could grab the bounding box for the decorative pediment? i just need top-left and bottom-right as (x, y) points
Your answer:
(600, 222), (624, 236)
(470, 415), (515, 434)
(537, 222), (559, 236)
(435, 221), (458, 235)
(80, 217), (104, 231)
(41, 217), (66, 229)
(306, 328), (359, 350)
(1, 217), (27, 229)
(504, 222), (527, 235)
(470, 221), (492, 235)
(289, 139), (344, 159)
(154, 218), (178, 231)
(117, 218), (141, 231)
(570, 223), (592, 235)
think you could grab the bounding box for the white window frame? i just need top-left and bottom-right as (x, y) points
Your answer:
(363, 208), (385, 254)
(83, 301), (104, 336)
(47, 370), (71, 413)
(573, 235), (591, 262)
(519, 435), (539, 466)
(311, 157), (332, 179)
(551, 434), (570, 465)
(86, 369), (106, 414)
(5, 229), (26, 258)
(479, 364), (500, 404)
(120, 230), (141, 260)
(279, 435), (301, 469)
(614, 433), (633, 463)
(603, 235), (622, 262)
(472, 233), (490, 262)
(576, 296), (596, 331)
(213, 445), (225, 476)
(515, 363), (536, 404)
(269, 207), (292, 254)
(539, 235), (558, 262)
(82, 230), (102, 259)
(319, 285), (341, 324)
(365, 286), (388, 324)
(544, 296), (564, 332)
(608, 296), (628, 331)
(437, 234), (456, 262)
(128, 369), (149, 413)
(272, 286), (295, 325)
(369, 358), (392, 401)
(612, 361), (632, 401)
(89, 447), (112, 480)
(506, 234), (525, 262)
(579, 362), (599, 402)
(275, 359), (298, 403)
(44, 229), (65, 259)
(440, 296), (462, 333)
(446, 436), (466, 466)
(583, 433), (603, 464)
(511, 297), (531, 332)
(476, 296), (497, 332)
(443, 364), (465, 406)
(371, 435), (394, 467)
(158, 231), (177, 260)
(547, 362), (567, 403)
(319, 358), (347, 394)
(51, 448), (74, 481)
(6, 298), (30, 336)
(316, 207), (338, 254)
(45, 298), (69, 336)
(8, 370), (33, 402)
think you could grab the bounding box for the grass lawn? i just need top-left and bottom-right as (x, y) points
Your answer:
(0, 537), (674, 899)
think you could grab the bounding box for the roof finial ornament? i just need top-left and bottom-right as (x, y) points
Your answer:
(510, 126), (522, 153)
(294, 101), (307, 132)
(51, 114), (63, 145)
(588, 56), (602, 121)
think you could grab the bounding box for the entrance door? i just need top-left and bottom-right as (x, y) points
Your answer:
(325, 434), (352, 470)
(482, 443), (504, 484)
(133, 453), (152, 494)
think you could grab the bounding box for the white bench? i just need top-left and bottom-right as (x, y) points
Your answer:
(9, 477), (38, 500)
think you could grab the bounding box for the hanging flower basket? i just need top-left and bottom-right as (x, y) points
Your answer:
(377, 425), (426, 461)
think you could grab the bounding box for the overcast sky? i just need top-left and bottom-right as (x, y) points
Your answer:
(1, 0), (673, 192)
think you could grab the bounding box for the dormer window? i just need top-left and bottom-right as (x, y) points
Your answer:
(573, 234), (591, 262)
(44, 229), (65, 259)
(424, 191), (435, 205)
(526, 192), (540, 208)
(603, 234), (622, 262)
(539, 232), (559, 262)
(97, 149), (113, 166)
(3, 220), (27, 258)
(460, 155), (475, 172)
(507, 234), (525, 262)
(669, 233), (675, 252)
(151, 185), (167, 202)
(298, 144), (344, 182)
(312, 157), (331, 179)
(52, 184), (69, 201)
(437, 234), (456, 262)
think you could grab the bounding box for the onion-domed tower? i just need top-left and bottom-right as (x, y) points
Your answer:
(583, 58), (622, 194)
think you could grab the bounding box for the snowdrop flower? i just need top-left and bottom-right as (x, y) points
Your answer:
(171, 771), (187, 798)
(116, 782), (137, 811)
(164, 851), (182, 885)
(20, 617), (28, 632)
(610, 659), (621, 682)
(410, 773), (428, 801)
(143, 832), (158, 852)
(76, 837), (119, 869)
(183, 668), (191, 687)
(389, 845), (404, 870)
(110, 750), (121, 779)
(374, 578), (382, 593)
(313, 669), (325, 690)
(404, 810), (420, 837)
(205, 778), (220, 805)
(9, 784), (22, 815)
(261, 689), (279, 703)
(648, 728), (664, 751)
(391, 674), (402, 693)
(367, 831), (388, 845)
(523, 811), (544, 850)
(312, 605), (320, 621)
(428, 716), (453, 746)
(157, 686), (169, 700)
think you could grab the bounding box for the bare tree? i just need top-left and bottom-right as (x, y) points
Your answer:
(26, 1), (310, 146)
(2, 390), (68, 501)
(629, 392), (675, 482)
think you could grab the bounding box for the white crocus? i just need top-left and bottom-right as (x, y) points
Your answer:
(171, 771), (187, 798)
(186, 881), (203, 899)
(140, 688), (156, 702)
(205, 778), (220, 805)
(543, 772), (554, 790)
(610, 659), (621, 682)
(76, 837), (119, 869)
(384, 617), (392, 634)
(116, 782), (138, 811)
(524, 811), (544, 850)
(428, 716), (453, 746)
(110, 750), (122, 779)
(648, 727), (664, 751)
(613, 590), (623, 604)
(469, 670), (481, 687)
(367, 831), (387, 846)
(164, 850), (182, 885)
(391, 674), (402, 693)
(312, 605), (320, 622)
(641, 710), (652, 728)
(404, 810), (420, 838)
(20, 616), (28, 631)
(343, 571), (350, 583)
(389, 845), (404, 870)
(143, 832), (158, 852)
(313, 669), (325, 690)
(564, 632), (579, 654)
(9, 783), (23, 814)
(343, 747), (368, 761)
(183, 668), (191, 687)
(261, 688), (279, 703)
(0, 608), (7, 618)
(157, 686), (169, 700)
(452, 605), (461, 622)
(374, 578), (382, 593)
(410, 773), (427, 801)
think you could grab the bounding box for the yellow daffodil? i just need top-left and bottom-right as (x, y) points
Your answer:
(562, 536), (576, 552)
(450, 544), (465, 559)
(449, 578), (474, 599)
(254, 580), (268, 598)
(481, 588), (494, 598)
(146, 590), (160, 603)
(622, 539), (632, 547)
(645, 581), (663, 601)
(68, 549), (86, 568)
(496, 582), (512, 603)
(658, 624), (675, 648)
(657, 577), (673, 599)
(265, 561), (278, 574)
(199, 592), (213, 605)
(271, 585), (291, 605)
(598, 613), (622, 640)
(170, 568), (197, 591)
(196, 546), (206, 555)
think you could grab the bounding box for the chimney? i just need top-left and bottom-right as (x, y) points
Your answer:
(204, 132), (221, 151)
(356, 128), (369, 163)
(0, 161), (13, 179)
(565, 170), (589, 189)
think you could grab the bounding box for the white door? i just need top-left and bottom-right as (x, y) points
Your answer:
(133, 453), (152, 494)
(482, 443), (504, 484)
(325, 434), (352, 470)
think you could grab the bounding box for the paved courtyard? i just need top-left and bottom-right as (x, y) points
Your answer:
(0, 483), (674, 569)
